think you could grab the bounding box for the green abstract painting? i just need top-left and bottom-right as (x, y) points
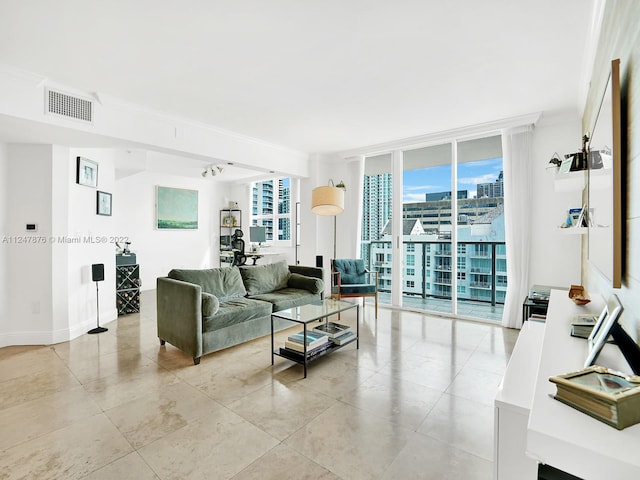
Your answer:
(156, 186), (199, 230)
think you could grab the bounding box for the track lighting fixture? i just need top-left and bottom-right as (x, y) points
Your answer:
(201, 165), (225, 177)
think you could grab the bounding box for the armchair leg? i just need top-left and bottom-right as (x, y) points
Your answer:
(375, 293), (378, 318)
(159, 338), (166, 346)
(193, 357), (201, 365)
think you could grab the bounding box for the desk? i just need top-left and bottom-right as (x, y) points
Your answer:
(245, 251), (281, 265)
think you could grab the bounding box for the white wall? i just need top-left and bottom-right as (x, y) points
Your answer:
(65, 148), (118, 336)
(0, 143), (7, 335)
(3, 144), (55, 345)
(529, 112), (584, 287)
(114, 166), (229, 288)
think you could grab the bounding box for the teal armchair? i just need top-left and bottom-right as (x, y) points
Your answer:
(331, 259), (378, 318)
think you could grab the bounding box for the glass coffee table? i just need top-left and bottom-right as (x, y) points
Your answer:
(271, 298), (359, 378)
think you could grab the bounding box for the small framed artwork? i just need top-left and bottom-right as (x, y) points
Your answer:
(77, 156), (98, 187)
(96, 191), (112, 216)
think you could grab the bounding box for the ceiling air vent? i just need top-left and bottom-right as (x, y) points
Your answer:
(46, 89), (93, 123)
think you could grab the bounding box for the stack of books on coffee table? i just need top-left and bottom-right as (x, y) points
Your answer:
(280, 331), (330, 359)
(313, 321), (356, 346)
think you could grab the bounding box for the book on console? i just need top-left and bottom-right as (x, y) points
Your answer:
(549, 365), (640, 430)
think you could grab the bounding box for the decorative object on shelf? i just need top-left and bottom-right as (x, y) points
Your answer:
(547, 152), (563, 171)
(222, 215), (237, 227)
(88, 263), (108, 334)
(568, 284), (590, 305)
(76, 156), (98, 187)
(311, 179), (346, 260)
(156, 186), (198, 230)
(96, 190), (112, 216)
(201, 165), (224, 177)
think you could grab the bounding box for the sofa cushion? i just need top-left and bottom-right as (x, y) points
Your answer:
(168, 267), (246, 301)
(249, 288), (320, 312)
(287, 273), (324, 294)
(202, 297), (272, 331)
(201, 292), (220, 317)
(239, 261), (290, 295)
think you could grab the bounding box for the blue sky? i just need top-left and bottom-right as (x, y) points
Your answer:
(403, 157), (503, 203)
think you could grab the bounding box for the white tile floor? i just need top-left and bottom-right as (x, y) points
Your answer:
(0, 290), (519, 479)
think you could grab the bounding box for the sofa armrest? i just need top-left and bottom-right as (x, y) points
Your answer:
(156, 277), (203, 361)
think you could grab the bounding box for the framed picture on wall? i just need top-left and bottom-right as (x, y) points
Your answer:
(156, 186), (199, 229)
(76, 156), (98, 187)
(96, 191), (112, 216)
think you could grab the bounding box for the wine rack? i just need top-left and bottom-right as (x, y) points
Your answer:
(116, 264), (141, 315)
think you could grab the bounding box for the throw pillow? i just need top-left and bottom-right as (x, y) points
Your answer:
(287, 273), (324, 294)
(240, 260), (290, 295)
(168, 267), (247, 301)
(201, 292), (220, 317)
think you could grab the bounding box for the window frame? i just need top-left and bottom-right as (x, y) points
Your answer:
(250, 177), (293, 246)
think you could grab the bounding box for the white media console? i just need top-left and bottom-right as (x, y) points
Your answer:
(494, 289), (640, 479)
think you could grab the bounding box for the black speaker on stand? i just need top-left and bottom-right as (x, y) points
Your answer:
(88, 263), (108, 334)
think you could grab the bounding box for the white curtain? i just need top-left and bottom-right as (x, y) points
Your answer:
(501, 125), (533, 329)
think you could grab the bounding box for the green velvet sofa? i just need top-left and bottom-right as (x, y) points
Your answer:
(156, 261), (324, 364)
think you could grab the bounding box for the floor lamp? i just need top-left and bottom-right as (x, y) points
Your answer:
(88, 263), (108, 334)
(311, 180), (345, 260)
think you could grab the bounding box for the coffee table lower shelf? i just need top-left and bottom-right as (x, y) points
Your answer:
(270, 299), (359, 378)
(275, 337), (356, 362)
(273, 337), (357, 376)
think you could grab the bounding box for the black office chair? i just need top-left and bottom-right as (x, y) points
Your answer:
(231, 229), (247, 266)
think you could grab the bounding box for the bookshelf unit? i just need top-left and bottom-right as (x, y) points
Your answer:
(220, 208), (241, 267)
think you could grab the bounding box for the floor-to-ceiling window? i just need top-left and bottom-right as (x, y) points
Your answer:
(361, 135), (505, 322)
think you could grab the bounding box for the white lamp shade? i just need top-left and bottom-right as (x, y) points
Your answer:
(311, 186), (344, 216)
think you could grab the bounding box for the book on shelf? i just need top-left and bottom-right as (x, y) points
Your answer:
(286, 330), (328, 348)
(331, 331), (356, 346)
(549, 365), (640, 430)
(284, 331), (329, 352)
(313, 321), (351, 338)
(279, 341), (332, 359)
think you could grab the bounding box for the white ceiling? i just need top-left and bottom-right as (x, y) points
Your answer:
(0, 0), (596, 156)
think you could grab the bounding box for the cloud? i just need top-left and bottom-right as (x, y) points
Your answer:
(403, 192), (428, 202)
(458, 173), (499, 186)
(404, 184), (441, 192)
